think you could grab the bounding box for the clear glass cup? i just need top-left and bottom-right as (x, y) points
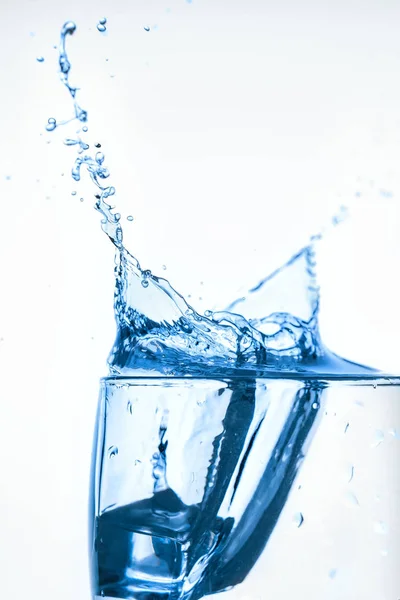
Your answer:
(89, 376), (400, 600)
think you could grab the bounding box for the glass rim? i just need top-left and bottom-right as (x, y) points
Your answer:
(100, 374), (400, 385)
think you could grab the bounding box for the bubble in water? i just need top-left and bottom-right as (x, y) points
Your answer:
(292, 512), (304, 528)
(46, 118), (57, 131)
(127, 215), (134, 222)
(371, 430), (384, 448)
(373, 520), (387, 535)
(36, 56), (44, 63)
(108, 446), (119, 458)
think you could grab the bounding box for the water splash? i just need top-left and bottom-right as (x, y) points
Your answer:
(47, 21), (378, 378)
(97, 17), (107, 33)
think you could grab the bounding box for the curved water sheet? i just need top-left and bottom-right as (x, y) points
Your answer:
(48, 22), (376, 380)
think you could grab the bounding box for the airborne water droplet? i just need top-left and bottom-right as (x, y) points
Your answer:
(127, 401), (133, 414)
(328, 568), (337, 580)
(344, 491), (359, 507)
(71, 191), (77, 196)
(371, 430), (384, 448)
(373, 520), (387, 535)
(108, 446), (118, 458)
(144, 26), (150, 32)
(292, 512), (304, 528)
(36, 56), (45, 63)
(97, 23), (107, 33)
(127, 215), (134, 222)
(46, 118), (57, 132)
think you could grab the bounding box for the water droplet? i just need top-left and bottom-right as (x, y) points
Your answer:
(108, 446), (118, 458)
(141, 279), (149, 288)
(372, 430), (384, 448)
(134, 459), (142, 466)
(96, 152), (105, 165)
(373, 520), (387, 535)
(347, 465), (354, 483)
(312, 402), (319, 410)
(127, 401), (133, 414)
(389, 428), (400, 439)
(95, 143), (101, 148)
(292, 512), (304, 528)
(344, 491), (359, 507)
(97, 23), (107, 33)
(99, 17), (107, 25)
(162, 264), (167, 270)
(205, 309), (213, 317)
(127, 215), (134, 222)
(82, 125), (88, 132)
(36, 56), (44, 63)
(328, 568), (337, 579)
(46, 117), (57, 132)
(71, 191), (77, 196)
(80, 197), (84, 202)
(144, 25), (150, 31)
(344, 422), (350, 434)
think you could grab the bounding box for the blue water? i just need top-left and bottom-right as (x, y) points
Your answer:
(45, 22), (391, 600)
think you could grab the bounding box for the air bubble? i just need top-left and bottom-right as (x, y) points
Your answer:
(108, 446), (118, 458)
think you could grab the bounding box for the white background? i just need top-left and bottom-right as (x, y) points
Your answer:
(0, 1), (400, 599)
